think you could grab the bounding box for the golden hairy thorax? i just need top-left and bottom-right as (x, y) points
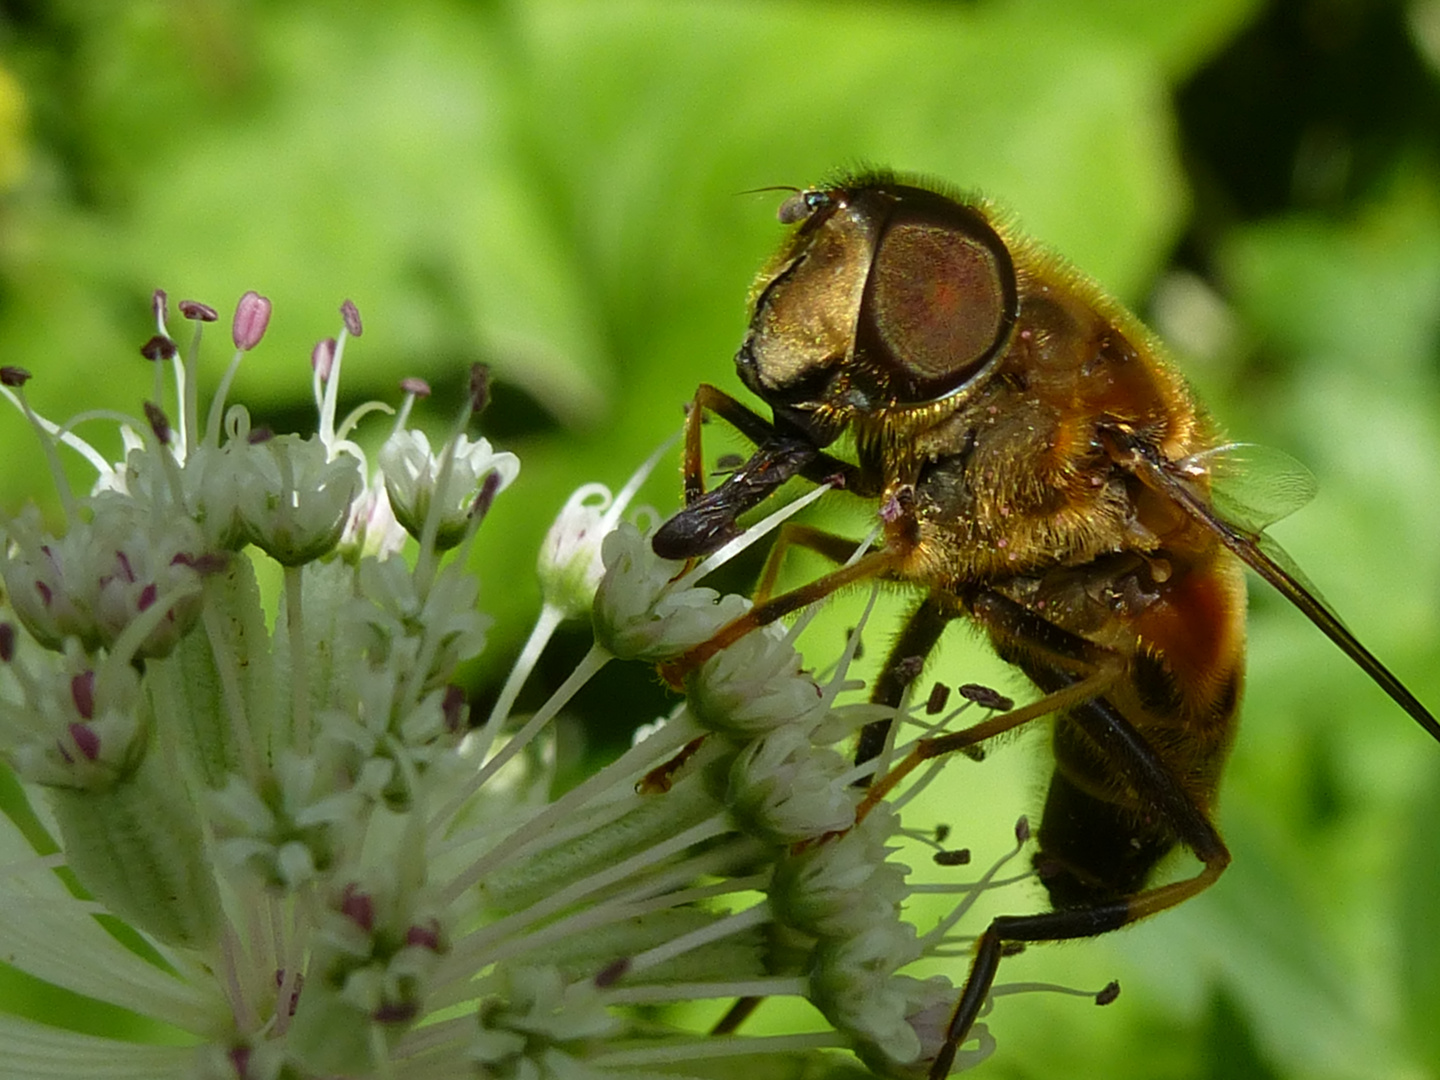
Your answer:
(847, 217), (1215, 592)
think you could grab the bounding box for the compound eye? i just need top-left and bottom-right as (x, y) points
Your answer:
(866, 212), (1016, 401)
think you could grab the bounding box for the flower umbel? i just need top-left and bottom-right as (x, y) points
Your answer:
(0, 292), (1109, 1079)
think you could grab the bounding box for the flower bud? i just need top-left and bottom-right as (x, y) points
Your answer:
(770, 808), (907, 938)
(727, 726), (855, 845)
(592, 524), (749, 661)
(2, 501), (208, 659)
(233, 435), (362, 565)
(536, 483), (612, 619)
(378, 430), (518, 550)
(687, 627), (827, 738)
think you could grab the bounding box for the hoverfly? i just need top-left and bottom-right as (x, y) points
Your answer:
(650, 172), (1440, 1078)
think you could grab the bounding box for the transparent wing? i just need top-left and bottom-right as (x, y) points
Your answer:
(1117, 433), (1440, 744)
(1182, 442), (1317, 531)
(1179, 442), (1344, 630)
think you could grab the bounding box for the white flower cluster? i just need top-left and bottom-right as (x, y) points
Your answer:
(0, 292), (1064, 1080)
(586, 525), (1010, 1076)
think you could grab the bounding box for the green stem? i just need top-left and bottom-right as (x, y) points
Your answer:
(284, 564), (310, 757)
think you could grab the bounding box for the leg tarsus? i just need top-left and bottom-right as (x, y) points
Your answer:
(929, 925), (1003, 1079)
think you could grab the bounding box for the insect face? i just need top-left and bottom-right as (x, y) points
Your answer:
(736, 182), (1019, 447)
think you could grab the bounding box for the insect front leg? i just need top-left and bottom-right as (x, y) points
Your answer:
(652, 384), (876, 560)
(682, 383), (875, 493)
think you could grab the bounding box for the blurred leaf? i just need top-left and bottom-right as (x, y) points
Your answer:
(0, 62), (28, 193)
(1398, 758), (1440, 1067)
(1019, 0), (1264, 76)
(1199, 983), (1282, 1080)
(1220, 175), (1440, 381)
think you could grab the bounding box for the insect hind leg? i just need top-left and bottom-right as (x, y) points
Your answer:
(933, 821), (1227, 1079)
(924, 673), (1230, 1077)
(847, 590), (1231, 1075)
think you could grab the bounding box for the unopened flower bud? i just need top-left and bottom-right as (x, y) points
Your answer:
(234, 435), (362, 565)
(727, 726), (855, 845)
(378, 430), (517, 550)
(688, 629), (827, 738)
(2, 502), (207, 658)
(592, 523), (748, 661)
(537, 484), (613, 619)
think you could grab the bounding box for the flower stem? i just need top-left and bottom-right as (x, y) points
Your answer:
(430, 641), (611, 846)
(599, 976), (807, 1006)
(482, 602), (565, 736)
(625, 901), (770, 977)
(284, 565), (310, 756)
(588, 1031), (849, 1068)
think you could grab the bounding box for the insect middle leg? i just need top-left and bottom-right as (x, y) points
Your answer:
(661, 549), (903, 684)
(854, 593), (967, 769)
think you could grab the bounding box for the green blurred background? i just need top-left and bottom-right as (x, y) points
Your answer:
(1, 1), (1439, 1077)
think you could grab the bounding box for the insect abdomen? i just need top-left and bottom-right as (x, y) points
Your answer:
(1029, 552), (1246, 908)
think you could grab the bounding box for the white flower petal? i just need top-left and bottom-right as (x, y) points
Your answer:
(0, 813), (222, 1031)
(0, 1013), (196, 1079)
